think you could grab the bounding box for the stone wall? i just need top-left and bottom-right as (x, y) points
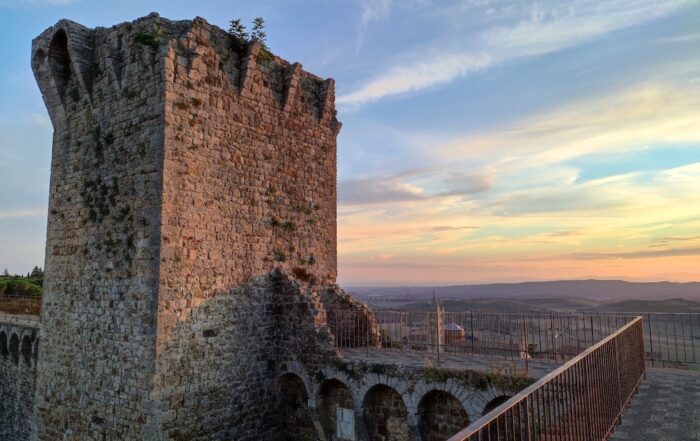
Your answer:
(31, 13), (343, 441)
(0, 317), (39, 441)
(31, 15), (169, 440)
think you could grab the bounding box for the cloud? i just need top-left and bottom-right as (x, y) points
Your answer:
(0, 209), (46, 219)
(338, 53), (493, 106)
(339, 0), (691, 106)
(440, 170), (494, 195)
(570, 247), (700, 260)
(339, 167), (496, 206)
(442, 84), (700, 168)
(339, 175), (425, 205)
(360, 0), (392, 25)
(430, 225), (479, 232)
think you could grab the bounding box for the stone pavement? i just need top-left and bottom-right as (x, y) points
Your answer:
(611, 368), (700, 441)
(0, 312), (39, 326)
(339, 347), (557, 379)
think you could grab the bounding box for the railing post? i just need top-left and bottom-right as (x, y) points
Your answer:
(366, 314), (370, 357)
(647, 313), (654, 370)
(435, 308), (440, 365)
(522, 313), (529, 372)
(470, 312), (475, 355)
(614, 336), (623, 425)
(583, 357), (595, 441)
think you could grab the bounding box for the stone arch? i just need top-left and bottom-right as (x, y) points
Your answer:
(48, 29), (74, 98)
(363, 384), (410, 441)
(0, 331), (7, 358)
(280, 361), (315, 405)
(279, 372), (317, 441)
(21, 335), (32, 367)
(318, 378), (355, 440)
(482, 395), (511, 416)
(9, 333), (20, 365)
(417, 390), (470, 441)
(412, 380), (473, 415)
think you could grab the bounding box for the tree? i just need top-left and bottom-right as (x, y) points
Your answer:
(251, 17), (268, 49)
(2, 269), (8, 277)
(30, 266), (43, 277)
(228, 18), (248, 41)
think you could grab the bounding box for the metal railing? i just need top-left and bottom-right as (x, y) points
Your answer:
(0, 293), (42, 315)
(329, 308), (700, 369)
(329, 309), (635, 365)
(596, 312), (700, 369)
(447, 316), (646, 441)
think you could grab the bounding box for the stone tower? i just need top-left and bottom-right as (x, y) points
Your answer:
(30, 13), (355, 440)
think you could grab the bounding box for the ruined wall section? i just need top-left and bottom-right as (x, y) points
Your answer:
(0, 318), (39, 441)
(151, 19), (341, 440)
(30, 15), (171, 439)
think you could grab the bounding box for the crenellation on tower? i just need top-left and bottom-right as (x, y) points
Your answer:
(28, 13), (353, 441)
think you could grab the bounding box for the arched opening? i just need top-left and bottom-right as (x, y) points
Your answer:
(9, 333), (20, 365)
(21, 335), (32, 367)
(363, 384), (409, 441)
(418, 390), (470, 441)
(279, 373), (316, 441)
(482, 395), (511, 416)
(48, 29), (74, 98)
(318, 379), (354, 440)
(0, 331), (7, 357)
(481, 395), (526, 441)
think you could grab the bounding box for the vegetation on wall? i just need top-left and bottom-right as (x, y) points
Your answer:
(0, 267), (43, 314)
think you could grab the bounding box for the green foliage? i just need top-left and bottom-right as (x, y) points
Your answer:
(228, 17), (270, 53)
(251, 17), (267, 48)
(0, 273), (43, 297)
(421, 366), (448, 383)
(133, 26), (165, 48)
(228, 18), (249, 41)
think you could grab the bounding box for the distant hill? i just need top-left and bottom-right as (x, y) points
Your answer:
(597, 298), (700, 313)
(348, 280), (700, 307)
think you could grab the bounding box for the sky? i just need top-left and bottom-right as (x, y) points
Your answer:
(0, 0), (699, 285)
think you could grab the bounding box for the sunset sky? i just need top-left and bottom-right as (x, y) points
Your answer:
(0, 0), (698, 285)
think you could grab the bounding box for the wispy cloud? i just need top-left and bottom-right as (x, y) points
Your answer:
(0, 209), (46, 219)
(442, 83), (700, 167)
(570, 247), (700, 260)
(339, 0), (691, 106)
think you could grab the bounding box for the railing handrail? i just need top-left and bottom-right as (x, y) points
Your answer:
(447, 315), (644, 440)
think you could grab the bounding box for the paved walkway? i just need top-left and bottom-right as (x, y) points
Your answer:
(339, 347), (557, 379)
(611, 368), (700, 441)
(0, 311), (40, 326)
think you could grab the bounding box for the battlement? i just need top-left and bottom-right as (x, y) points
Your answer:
(30, 13), (343, 440)
(32, 13), (340, 135)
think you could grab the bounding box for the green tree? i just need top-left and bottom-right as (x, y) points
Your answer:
(228, 18), (248, 41)
(2, 269), (8, 277)
(251, 17), (268, 49)
(30, 266), (43, 277)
